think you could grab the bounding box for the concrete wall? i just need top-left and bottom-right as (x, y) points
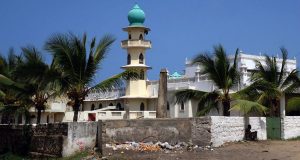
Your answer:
(0, 122), (97, 158)
(211, 116), (267, 147)
(282, 116), (300, 139)
(63, 122), (97, 157)
(98, 117), (211, 155)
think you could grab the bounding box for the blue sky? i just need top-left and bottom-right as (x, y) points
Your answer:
(0, 0), (299, 84)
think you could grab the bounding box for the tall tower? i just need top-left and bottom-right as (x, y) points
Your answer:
(121, 4), (152, 111)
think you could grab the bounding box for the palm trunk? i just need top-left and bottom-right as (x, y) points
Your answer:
(73, 99), (80, 122)
(37, 109), (41, 124)
(222, 100), (230, 116)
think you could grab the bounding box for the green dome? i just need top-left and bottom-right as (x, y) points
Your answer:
(128, 4), (145, 26)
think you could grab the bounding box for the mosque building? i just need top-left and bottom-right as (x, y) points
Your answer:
(2, 4), (296, 124)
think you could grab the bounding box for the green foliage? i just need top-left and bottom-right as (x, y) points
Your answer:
(287, 97), (300, 112)
(230, 99), (268, 115)
(238, 47), (300, 116)
(175, 45), (239, 116)
(0, 152), (27, 160)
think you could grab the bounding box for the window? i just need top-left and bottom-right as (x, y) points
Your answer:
(127, 54), (131, 65)
(129, 34), (131, 40)
(140, 102), (145, 111)
(139, 34), (143, 40)
(99, 103), (102, 109)
(167, 102), (170, 110)
(140, 70), (145, 80)
(109, 103), (113, 106)
(91, 104), (95, 110)
(180, 102), (185, 111)
(139, 53), (144, 64)
(116, 103), (122, 110)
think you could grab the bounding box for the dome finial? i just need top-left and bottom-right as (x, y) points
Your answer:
(128, 3), (145, 26)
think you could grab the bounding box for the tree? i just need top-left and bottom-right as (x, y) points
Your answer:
(13, 46), (62, 124)
(239, 48), (300, 117)
(45, 33), (138, 121)
(0, 50), (30, 124)
(175, 45), (240, 116)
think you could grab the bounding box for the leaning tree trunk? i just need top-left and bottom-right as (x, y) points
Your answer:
(222, 100), (231, 116)
(73, 99), (81, 122)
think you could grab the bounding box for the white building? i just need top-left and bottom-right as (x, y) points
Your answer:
(2, 4), (297, 124)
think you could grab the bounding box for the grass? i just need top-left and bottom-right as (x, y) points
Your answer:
(0, 151), (90, 160)
(0, 152), (26, 160)
(56, 151), (89, 160)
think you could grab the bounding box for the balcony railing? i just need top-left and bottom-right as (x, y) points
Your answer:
(121, 40), (151, 48)
(63, 111), (156, 122)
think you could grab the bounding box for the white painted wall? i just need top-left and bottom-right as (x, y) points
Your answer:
(282, 116), (300, 139)
(62, 122), (97, 157)
(211, 116), (267, 147)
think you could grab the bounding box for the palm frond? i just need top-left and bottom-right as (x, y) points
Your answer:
(175, 89), (207, 103)
(278, 47), (287, 84)
(92, 70), (139, 92)
(230, 99), (268, 115)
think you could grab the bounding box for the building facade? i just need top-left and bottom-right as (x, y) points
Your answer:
(2, 4), (297, 124)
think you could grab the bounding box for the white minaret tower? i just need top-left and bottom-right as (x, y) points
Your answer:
(121, 4), (152, 111)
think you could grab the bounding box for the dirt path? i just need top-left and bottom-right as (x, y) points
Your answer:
(106, 140), (300, 160)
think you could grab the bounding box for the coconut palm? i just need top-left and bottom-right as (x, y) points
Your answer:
(13, 46), (62, 124)
(176, 45), (240, 116)
(239, 48), (300, 117)
(45, 33), (138, 121)
(0, 50), (30, 124)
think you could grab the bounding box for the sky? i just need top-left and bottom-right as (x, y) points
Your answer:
(0, 0), (299, 85)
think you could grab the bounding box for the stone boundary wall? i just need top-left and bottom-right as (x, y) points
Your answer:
(282, 116), (300, 139)
(0, 122), (97, 157)
(98, 117), (212, 155)
(211, 116), (267, 147)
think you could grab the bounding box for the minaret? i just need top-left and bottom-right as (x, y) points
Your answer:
(121, 4), (152, 111)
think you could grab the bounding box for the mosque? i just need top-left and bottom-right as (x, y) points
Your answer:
(77, 4), (297, 121)
(2, 4), (296, 124)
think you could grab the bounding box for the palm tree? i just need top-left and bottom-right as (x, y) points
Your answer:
(45, 33), (138, 121)
(0, 50), (30, 124)
(239, 48), (300, 117)
(13, 46), (62, 124)
(176, 45), (240, 116)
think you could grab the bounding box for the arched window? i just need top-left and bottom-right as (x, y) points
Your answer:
(139, 53), (144, 64)
(116, 103), (122, 110)
(109, 103), (113, 106)
(167, 102), (170, 110)
(99, 103), (103, 109)
(140, 70), (145, 80)
(140, 102), (145, 111)
(127, 54), (131, 65)
(129, 34), (132, 40)
(180, 102), (185, 111)
(139, 34), (143, 40)
(91, 104), (95, 110)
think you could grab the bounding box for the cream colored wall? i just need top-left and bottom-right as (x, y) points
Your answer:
(146, 99), (157, 111)
(126, 80), (148, 96)
(126, 99), (147, 111)
(128, 28), (145, 40)
(83, 101), (124, 111)
(127, 48), (145, 65)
